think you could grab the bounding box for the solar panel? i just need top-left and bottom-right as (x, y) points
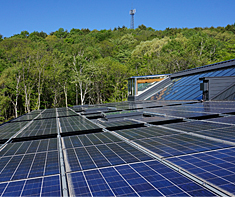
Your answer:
(14, 119), (57, 139)
(130, 115), (183, 125)
(132, 133), (231, 158)
(66, 160), (215, 196)
(12, 114), (37, 122)
(0, 139), (59, 183)
(144, 108), (219, 119)
(57, 110), (78, 117)
(195, 126), (235, 143)
(1, 100), (235, 196)
(206, 116), (235, 124)
(167, 147), (235, 195)
(0, 138), (57, 157)
(115, 126), (179, 141)
(0, 121), (29, 142)
(35, 112), (57, 120)
(59, 116), (102, 135)
(163, 120), (229, 132)
(62, 132), (153, 172)
(27, 110), (42, 114)
(0, 175), (61, 196)
(104, 110), (143, 119)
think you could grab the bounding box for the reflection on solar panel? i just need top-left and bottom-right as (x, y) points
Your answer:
(57, 110), (78, 117)
(105, 110), (143, 119)
(133, 133), (231, 158)
(130, 115), (183, 125)
(116, 126), (179, 140)
(15, 119), (57, 139)
(1, 100), (235, 196)
(206, 116), (235, 124)
(195, 126), (235, 143)
(163, 120), (229, 132)
(12, 114), (38, 122)
(36, 112), (57, 119)
(0, 122), (28, 142)
(59, 116), (102, 135)
(144, 108), (219, 119)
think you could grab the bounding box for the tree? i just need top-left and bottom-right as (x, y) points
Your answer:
(69, 50), (91, 105)
(54, 28), (68, 39)
(0, 64), (22, 118)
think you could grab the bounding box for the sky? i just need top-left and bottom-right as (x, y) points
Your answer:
(1, 0), (235, 38)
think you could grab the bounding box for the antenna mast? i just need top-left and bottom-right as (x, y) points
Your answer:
(130, 9), (136, 29)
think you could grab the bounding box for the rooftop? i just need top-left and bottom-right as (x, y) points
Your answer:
(0, 100), (235, 196)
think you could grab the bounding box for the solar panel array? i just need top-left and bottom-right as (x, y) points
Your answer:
(0, 100), (235, 196)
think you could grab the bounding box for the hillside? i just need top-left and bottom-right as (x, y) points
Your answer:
(0, 24), (235, 123)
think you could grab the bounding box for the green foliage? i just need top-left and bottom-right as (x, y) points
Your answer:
(0, 24), (235, 122)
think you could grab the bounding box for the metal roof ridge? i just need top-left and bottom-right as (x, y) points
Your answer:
(171, 58), (235, 78)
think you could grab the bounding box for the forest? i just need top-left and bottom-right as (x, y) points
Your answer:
(0, 24), (235, 123)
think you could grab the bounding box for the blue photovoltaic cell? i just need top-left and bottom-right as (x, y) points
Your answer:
(100, 167), (138, 196)
(0, 175), (61, 197)
(21, 178), (42, 196)
(0, 183), (7, 196)
(41, 175), (61, 196)
(1, 180), (25, 196)
(74, 147), (97, 170)
(0, 155), (23, 182)
(45, 151), (60, 175)
(167, 147), (235, 195)
(12, 154), (35, 180)
(84, 170), (115, 196)
(67, 172), (91, 196)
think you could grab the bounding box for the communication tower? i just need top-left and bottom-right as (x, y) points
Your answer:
(130, 9), (136, 29)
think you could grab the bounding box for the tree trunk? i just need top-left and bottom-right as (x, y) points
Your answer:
(13, 75), (21, 118)
(75, 83), (78, 105)
(64, 84), (68, 108)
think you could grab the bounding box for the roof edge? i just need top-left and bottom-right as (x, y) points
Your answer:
(170, 59), (235, 79)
